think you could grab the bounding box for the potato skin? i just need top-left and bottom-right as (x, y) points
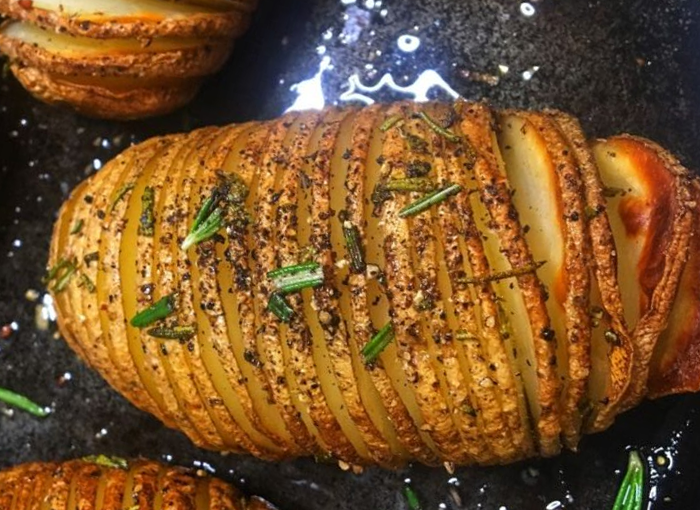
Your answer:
(0, 458), (276, 510)
(48, 101), (699, 468)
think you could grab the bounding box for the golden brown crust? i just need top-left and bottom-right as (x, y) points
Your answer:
(0, 0), (255, 40)
(0, 459), (274, 510)
(11, 64), (201, 120)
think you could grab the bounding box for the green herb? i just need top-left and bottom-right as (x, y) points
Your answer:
(78, 273), (96, 293)
(110, 183), (135, 212)
(602, 186), (627, 198)
(417, 111), (461, 142)
(1, 60), (10, 80)
(463, 403), (477, 417)
(455, 330), (479, 342)
(384, 178), (436, 194)
(361, 323), (394, 364)
(82, 455), (129, 470)
(267, 292), (294, 322)
(398, 183), (462, 218)
(612, 450), (645, 510)
(458, 261), (546, 285)
(380, 115), (403, 132)
(0, 387), (49, 417)
(183, 173), (250, 250)
(70, 219), (84, 235)
(146, 325), (196, 340)
(585, 205), (600, 219)
(45, 258), (78, 293)
(130, 293), (178, 328)
(268, 261), (324, 294)
(406, 160), (432, 178)
(399, 128), (429, 153)
(138, 186), (155, 237)
(403, 485), (422, 510)
(343, 221), (366, 274)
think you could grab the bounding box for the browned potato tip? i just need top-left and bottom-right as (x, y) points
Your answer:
(0, 0), (258, 119)
(0, 457), (277, 510)
(47, 100), (700, 469)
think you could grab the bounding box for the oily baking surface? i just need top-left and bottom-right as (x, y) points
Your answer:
(1, 0), (700, 508)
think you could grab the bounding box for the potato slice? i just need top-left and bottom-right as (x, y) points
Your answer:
(0, 21), (233, 79)
(0, 0), (255, 39)
(592, 136), (694, 408)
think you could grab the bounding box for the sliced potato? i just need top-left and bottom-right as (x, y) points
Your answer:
(48, 101), (700, 467)
(0, 458), (276, 510)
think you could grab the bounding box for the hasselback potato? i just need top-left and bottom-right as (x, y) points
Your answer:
(0, 0), (257, 119)
(47, 100), (700, 468)
(0, 457), (276, 510)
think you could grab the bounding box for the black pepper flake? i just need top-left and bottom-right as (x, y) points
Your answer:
(540, 327), (555, 341)
(244, 349), (263, 368)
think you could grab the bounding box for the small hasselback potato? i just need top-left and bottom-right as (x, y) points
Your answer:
(47, 100), (700, 468)
(0, 457), (276, 510)
(0, 0), (258, 119)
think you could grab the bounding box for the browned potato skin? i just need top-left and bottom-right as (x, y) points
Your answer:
(11, 65), (200, 121)
(0, 0), (256, 39)
(0, 459), (276, 510)
(48, 101), (700, 468)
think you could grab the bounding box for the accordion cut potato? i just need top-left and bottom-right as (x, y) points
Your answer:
(0, 0), (257, 119)
(0, 458), (276, 510)
(48, 101), (700, 468)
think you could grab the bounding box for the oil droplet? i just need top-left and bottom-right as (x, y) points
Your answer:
(520, 2), (536, 17)
(522, 65), (540, 80)
(397, 34), (421, 53)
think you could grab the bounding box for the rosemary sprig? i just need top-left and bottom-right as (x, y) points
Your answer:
(138, 186), (155, 237)
(403, 485), (423, 510)
(458, 261), (546, 285)
(361, 323), (395, 364)
(82, 455), (129, 470)
(70, 219), (84, 235)
(384, 177), (436, 193)
(417, 111), (461, 142)
(343, 221), (366, 274)
(182, 207), (224, 250)
(398, 183), (462, 218)
(146, 325), (196, 341)
(130, 293), (178, 328)
(612, 451), (645, 510)
(78, 273), (96, 293)
(110, 182), (135, 212)
(380, 115), (403, 132)
(45, 258), (78, 293)
(0, 387), (49, 417)
(267, 293), (294, 323)
(268, 262), (324, 294)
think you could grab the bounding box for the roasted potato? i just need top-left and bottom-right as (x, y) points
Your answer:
(47, 101), (700, 468)
(0, 457), (276, 510)
(0, 0), (257, 119)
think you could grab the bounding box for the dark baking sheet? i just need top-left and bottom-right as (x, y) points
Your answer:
(2, 0), (700, 508)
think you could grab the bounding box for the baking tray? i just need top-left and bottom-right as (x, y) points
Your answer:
(2, 0), (700, 508)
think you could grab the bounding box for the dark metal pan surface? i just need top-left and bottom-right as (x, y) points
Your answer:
(1, 0), (700, 508)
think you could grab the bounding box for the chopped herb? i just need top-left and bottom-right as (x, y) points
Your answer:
(371, 182), (392, 208)
(82, 455), (128, 470)
(403, 485), (422, 510)
(399, 183), (462, 218)
(138, 186), (155, 237)
(78, 273), (96, 293)
(585, 205), (600, 219)
(602, 186), (627, 198)
(361, 323), (394, 364)
(146, 325), (196, 340)
(182, 173), (249, 250)
(84, 252), (99, 266)
(384, 177), (436, 193)
(267, 292), (293, 322)
(612, 451), (645, 510)
(343, 221), (366, 274)
(455, 330), (479, 342)
(458, 261), (546, 285)
(417, 110), (461, 142)
(45, 258), (78, 293)
(380, 115), (403, 132)
(130, 293), (178, 328)
(406, 160), (432, 178)
(605, 329), (622, 346)
(110, 183), (135, 212)
(269, 263), (324, 294)
(463, 403), (477, 417)
(0, 387), (49, 417)
(399, 127), (429, 153)
(70, 219), (84, 235)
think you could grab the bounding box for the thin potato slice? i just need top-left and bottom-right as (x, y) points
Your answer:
(0, 0), (254, 39)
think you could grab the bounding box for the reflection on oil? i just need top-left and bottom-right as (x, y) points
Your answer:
(339, 69), (459, 104)
(286, 56), (333, 112)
